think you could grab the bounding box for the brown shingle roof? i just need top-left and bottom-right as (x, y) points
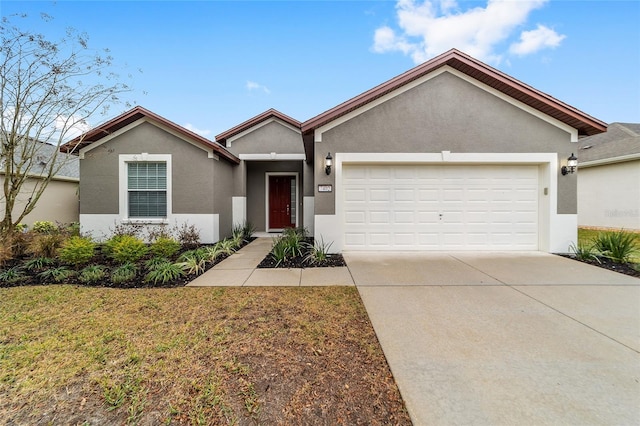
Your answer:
(60, 106), (239, 164)
(301, 48), (607, 137)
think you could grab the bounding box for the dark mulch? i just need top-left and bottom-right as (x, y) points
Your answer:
(0, 239), (256, 289)
(559, 254), (640, 278)
(257, 237), (347, 269)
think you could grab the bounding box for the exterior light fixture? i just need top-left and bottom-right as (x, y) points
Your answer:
(325, 152), (333, 175)
(561, 153), (578, 175)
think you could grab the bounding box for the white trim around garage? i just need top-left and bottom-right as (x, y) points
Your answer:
(313, 152), (576, 253)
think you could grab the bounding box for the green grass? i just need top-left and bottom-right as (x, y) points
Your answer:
(578, 228), (640, 263)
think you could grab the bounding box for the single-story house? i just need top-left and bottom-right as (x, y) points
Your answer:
(1, 140), (79, 227)
(576, 122), (639, 231)
(61, 49), (606, 252)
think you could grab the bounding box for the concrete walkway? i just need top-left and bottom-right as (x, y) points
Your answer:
(346, 252), (640, 425)
(186, 237), (354, 287)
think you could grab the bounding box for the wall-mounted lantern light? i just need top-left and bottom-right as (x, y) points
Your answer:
(561, 153), (578, 175)
(325, 152), (333, 175)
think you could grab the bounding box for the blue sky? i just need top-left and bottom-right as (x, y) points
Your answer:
(3, 0), (639, 138)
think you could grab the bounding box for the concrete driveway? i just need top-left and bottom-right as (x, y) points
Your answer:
(345, 252), (640, 425)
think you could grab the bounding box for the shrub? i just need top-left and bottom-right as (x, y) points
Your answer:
(106, 235), (148, 264)
(28, 233), (66, 258)
(79, 265), (108, 284)
(0, 241), (12, 266)
(3, 231), (31, 259)
(59, 236), (95, 266)
(144, 261), (184, 285)
(593, 230), (639, 263)
(63, 222), (81, 237)
(15, 223), (28, 232)
(38, 266), (76, 283)
(176, 223), (201, 249)
(150, 236), (180, 258)
(32, 221), (57, 234)
(146, 225), (172, 242)
(109, 222), (144, 238)
(111, 263), (138, 284)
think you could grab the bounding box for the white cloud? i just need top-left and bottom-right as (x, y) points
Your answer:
(510, 24), (565, 55)
(183, 123), (212, 137)
(246, 80), (271, 94)
(373, 0), (564, 65)
(54, 114), (91, 141)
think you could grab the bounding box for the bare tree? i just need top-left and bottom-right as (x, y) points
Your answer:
(0, 13), (133, 238)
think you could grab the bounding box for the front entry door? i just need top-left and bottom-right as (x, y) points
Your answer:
(269, 175), (295, 229)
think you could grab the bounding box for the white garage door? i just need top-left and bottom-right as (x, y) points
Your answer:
(342, 164), (539, 250)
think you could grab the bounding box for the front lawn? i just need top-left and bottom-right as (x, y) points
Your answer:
(0, 285), (410, 425)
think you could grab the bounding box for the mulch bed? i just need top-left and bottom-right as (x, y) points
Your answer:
(559, 254), (640, 278)
(257, 237), (347, 269)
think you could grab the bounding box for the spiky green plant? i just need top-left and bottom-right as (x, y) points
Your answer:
(23, 257), (56, 271)
(592, 230), (639, 263)
(111, 263), (138, 284)
(38, 266), (76, 283)
(79, 265), (108, 284)
(144, 261), (184, 285)
(175, 255), (207, 276)
(0, 266), (25, 283)
(569, 242), (600, 263)
(304, 237), (334, 265)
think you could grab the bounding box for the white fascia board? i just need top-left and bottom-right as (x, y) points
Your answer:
(79, 117), (216, 159)
(239, 153), (306, 161)
(337, 152), (557, 165)
(314, 66), (578, 142)
(227, 117), (302, 147)
(579, 153), (640, 168)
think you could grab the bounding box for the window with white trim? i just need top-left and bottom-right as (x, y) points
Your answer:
(127, 162), (167, 218)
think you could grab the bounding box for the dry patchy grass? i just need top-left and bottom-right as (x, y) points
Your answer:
(0, 285), (410, 425)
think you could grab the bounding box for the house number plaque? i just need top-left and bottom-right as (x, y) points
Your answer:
(318, 184), (332, 193)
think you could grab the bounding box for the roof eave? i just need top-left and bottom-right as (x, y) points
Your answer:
(215, 108), (301, 144)
(60, 106), (240, 164)
(301, 48), (607, 137)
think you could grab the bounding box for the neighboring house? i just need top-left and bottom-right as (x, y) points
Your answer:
(576, 123), (640, 231)
(62, 49), (606, 252)
(1, 140), (79, 227)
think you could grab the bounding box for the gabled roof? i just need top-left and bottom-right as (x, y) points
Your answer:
(577, 122), (640, 165)
(301, 48), (607, 137)
(60, 106), (239, 164)
(215, 108), (301, 145)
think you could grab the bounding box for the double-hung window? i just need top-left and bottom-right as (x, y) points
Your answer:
(127, 162), (167, 217)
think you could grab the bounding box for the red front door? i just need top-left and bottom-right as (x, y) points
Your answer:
(269, 176), (294, 229)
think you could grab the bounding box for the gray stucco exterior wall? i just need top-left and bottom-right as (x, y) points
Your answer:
(227, 121), (304, 156)
(313, 71), (577, 215)
(214, 158), (234, 238)
(80, 121), (218, 215)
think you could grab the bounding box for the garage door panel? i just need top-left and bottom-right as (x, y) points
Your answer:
(342, 164), (539, 251)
